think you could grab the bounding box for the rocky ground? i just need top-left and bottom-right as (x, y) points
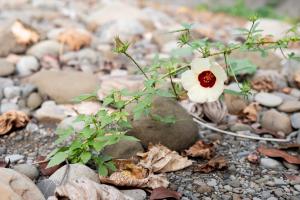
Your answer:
(1, 0), (300, 200)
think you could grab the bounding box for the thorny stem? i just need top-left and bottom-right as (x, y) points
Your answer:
(224, 52), (242, 90)
(169, 71), (179, 100)
(124, 52), (149, 79)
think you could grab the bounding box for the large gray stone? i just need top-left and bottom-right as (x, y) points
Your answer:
(49, 164), (99, 185)
(27, 70), (98, 103)
(126, 96), (199, 151)
(13, 164), (39, 180)
(0, 168), (45, 200)
(27, 40), (61, 59)
(102, 140), (144, 159)
(261, 109), (292, 134)
(255, 92), (283, 107)
(278, 100), (300, 113)
(16, 55), (40, 77)
(291, 113), (300, 129)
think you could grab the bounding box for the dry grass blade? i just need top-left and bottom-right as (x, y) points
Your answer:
(257, 146), (300, 164)
(185, 140), (215, 159)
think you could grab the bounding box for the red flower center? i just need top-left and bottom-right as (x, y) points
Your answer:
(198, 70), (216, 88)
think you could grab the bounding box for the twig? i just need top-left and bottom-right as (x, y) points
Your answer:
(124, 52), (149, 79)
(59, 159), (70, 185)
(192, 115), (291, 142)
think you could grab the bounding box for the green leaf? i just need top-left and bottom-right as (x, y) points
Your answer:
(103, 97), (114, 106)
(73, 92), (97, 103)
(151, 114), (176, 124)
(47, 151), (68, 168)
(156, 89), (175, 98)
(98, 164), (108, 176)
(223, 89), (242, 96)
(121, 135), (139, 142)
(92, 140), (107, 152)
(227, 58), (257, 76)
(55, 127), (74, 144)
(104, 161), (117, 172)
(80, 151), (92, 163)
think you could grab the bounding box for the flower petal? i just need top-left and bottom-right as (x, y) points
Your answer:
(187, 85), (208, 103)
(180, 70), (198, 90)
(211, 63), (227, 82)
(191, 58), (211, 73)
(206, 81), (224, 102)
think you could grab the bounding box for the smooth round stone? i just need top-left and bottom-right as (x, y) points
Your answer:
(3, 86), (21, 99)
(13, 164), (39, 180)
(26, 92), (43, 110)
(291, 113), (300, 129)
(5, 154), (24, 163)
(0, 59), (15, 76)
(255, 92), (283, 107)
(260, 158), (283, 170)
(0, 102), (19, 113)
(278, 101), (300, 113)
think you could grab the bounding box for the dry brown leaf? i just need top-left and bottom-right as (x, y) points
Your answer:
(252, 127), (284, 139)
(58, 28), (91, 51)
(50, 177), (133, 200)
(0, 111), (29, 135)
(10, 20), (40, 45)
(251, 76), (276, 92)
(99, 159), (169, 189)
(194, 156), (228, 173)
(185, 140), (215, 159)
(202, 100), (227, 124)
(242, 102), (260, 122)
(36, 156), (63, 176)
(257, 146), (300, 164)
(137, 144), (193, 173)
(150, 187), (181, 200)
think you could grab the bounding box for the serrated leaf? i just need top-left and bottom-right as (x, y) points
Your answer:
(105, 161), (117, 172)
(98, 164), (108, 176)
(47, 151), (68, 168)
(121, 135), (140, 142)
(55, 127), (74, 144)
(227, 59), (257, 76)
(73, 92), (97, 103)
(80, 151), (92, 163)
(103, 97), (114, 106)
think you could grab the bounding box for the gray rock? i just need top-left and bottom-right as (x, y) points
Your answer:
(297, 130), (300, 144)
(58, 116), (84, 132)
(260, 158), (283, 169)
(0, 146), (7, 154)
(273, 92), (297, 101)
(278, 100), (300, 112)
(255, 92), (283, 107)
(207, 179), (218, 187)
(27, 92), (43, 110)
(27, 70), (98, 104)
(0, 102), (19, 113)
(13, 164), (39, 180)
(126, 96), (199, 151)
(16, 55), (40, 76)
(49, 164), (99, 185)
(252, 69), (287, 89)
(121, 189), (147, 200)
(34, 101), (68, 123)
(0, 59), (15, 76)
(5, 154), (24, 163)
(21, 84), (37, 98)
(261, 109), (292, 134)
(230, 123), (252, 132)
(290, 88), (300, 98)
(283, 161), (299, 170)
(294, 185), (300, 192)
(27, 40), (61, 59)
(0, 78), (13, 91)
(26, 123), (40, 134)
(37, 179), (56, 199)
(291, 113), (300, 129)
(3, 86), (21, 99)
(102, 140), (144, 159)
(0, 168), (45, 200)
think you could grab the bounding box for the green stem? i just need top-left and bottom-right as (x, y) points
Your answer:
(124, 52), (149, 79)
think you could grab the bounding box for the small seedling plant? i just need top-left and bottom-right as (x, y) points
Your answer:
(47, 17), (300, 176)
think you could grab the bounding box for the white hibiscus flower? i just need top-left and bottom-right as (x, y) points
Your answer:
(181, 58), (227, 103)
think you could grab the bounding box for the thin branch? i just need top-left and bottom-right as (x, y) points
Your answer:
(124, 52), (149, 79)
(192, 116), (290, 142)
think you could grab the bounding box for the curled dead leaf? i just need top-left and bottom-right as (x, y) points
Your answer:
(150, 187), (181, 200)
(58, 28), (91, 51)
(194, 156), (228, 173)
(257, 146), (300, 164)
(251, 76), (276, 92)
(185, 140), (215, 159)
(49, 177), (133, 200)
(242, 103), (260, 122)
(99, 159), (169, 189)
(0, 111), (29, 135)
(137, 144), (193, 173)
(203, 100), (227, 124)
(11, 20), (40, 45)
